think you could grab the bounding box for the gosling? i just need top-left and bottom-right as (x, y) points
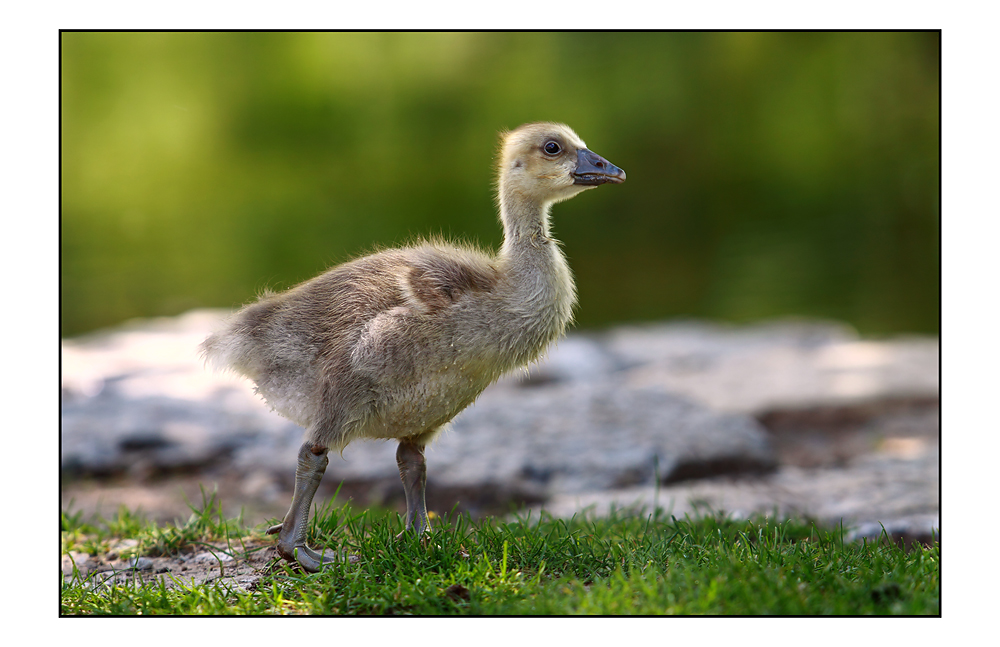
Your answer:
(200, 122), (625, 571)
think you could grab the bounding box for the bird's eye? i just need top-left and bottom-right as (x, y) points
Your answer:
(543, 141), (561, 156)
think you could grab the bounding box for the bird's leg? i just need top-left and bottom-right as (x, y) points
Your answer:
(396, 439), (429, 539)
(266, 441), (338, 572)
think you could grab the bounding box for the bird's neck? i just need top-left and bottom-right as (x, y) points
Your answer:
(494, 186), (576, 355)
(497, 183), (559, 263)
(498, 186), (550, 256)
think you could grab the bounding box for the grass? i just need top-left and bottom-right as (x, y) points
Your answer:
(61, 490), (939, 615)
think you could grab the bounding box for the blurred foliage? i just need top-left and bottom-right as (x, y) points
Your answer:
(61, 32), (939, 337)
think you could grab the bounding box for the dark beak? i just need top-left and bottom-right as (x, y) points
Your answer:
(572, 148), (626, 185)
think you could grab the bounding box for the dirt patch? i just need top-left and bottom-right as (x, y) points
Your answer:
(62, 537), (280, 592)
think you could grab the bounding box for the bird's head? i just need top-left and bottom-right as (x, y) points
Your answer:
(497, 122), (625, 207)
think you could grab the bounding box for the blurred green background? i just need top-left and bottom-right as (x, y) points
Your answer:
(61, 32), (939, 338)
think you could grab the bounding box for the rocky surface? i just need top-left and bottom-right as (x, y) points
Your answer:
(61, 309), (939, 547)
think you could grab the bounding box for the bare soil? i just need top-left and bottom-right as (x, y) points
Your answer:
(62, 536), (279, 592)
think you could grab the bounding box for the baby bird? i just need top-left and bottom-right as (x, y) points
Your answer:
(201, 122), (625, 571)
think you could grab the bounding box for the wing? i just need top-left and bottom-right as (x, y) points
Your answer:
(397, 242), (499, 315)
